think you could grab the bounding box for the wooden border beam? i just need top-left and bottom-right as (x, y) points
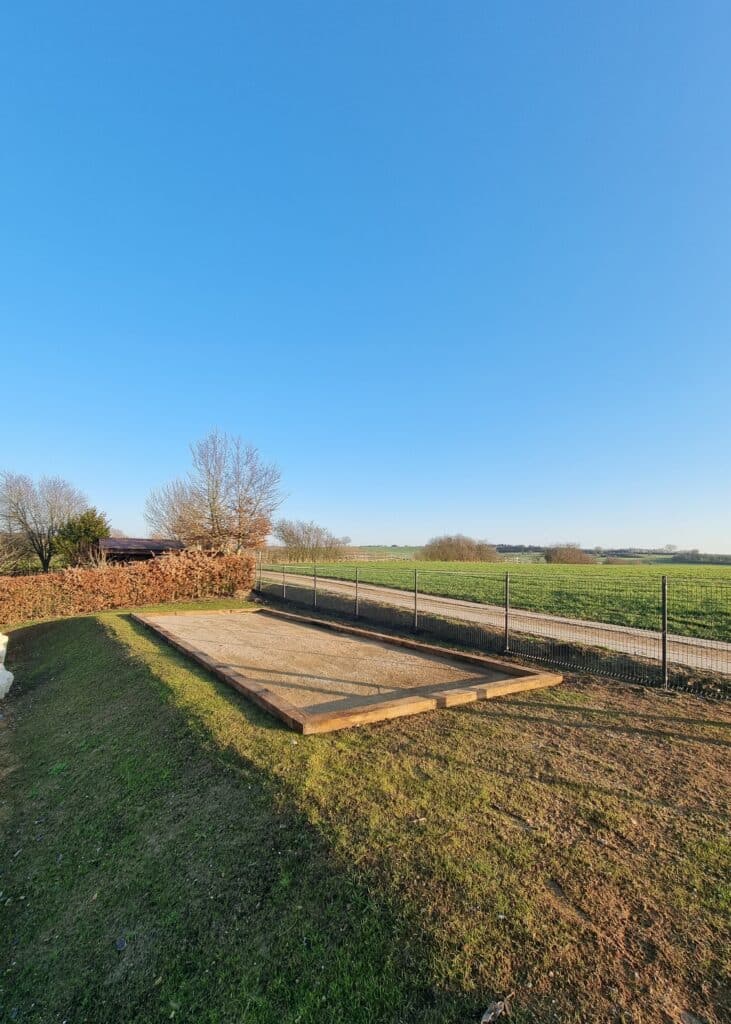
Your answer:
(131, 608), (562, 735)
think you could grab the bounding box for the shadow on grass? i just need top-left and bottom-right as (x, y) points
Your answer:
(498, 697), (731, 730)
(479, 708), (731, 749)
(1, 615), (482, 1024)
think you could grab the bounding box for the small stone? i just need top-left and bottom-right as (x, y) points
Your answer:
(115, 936), (127, 952)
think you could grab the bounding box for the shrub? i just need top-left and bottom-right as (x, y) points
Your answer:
(0, 550), (254, 628)
(544, 545), (596, 564)
(420, 535), (500, 562)
(56, 508), (111, 566)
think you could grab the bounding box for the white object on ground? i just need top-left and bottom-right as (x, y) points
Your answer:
(0, 634), (14, 699)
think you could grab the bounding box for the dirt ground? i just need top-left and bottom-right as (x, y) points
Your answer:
(141, 609), (510, 712)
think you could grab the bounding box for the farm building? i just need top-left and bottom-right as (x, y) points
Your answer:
(97, 537), (184, 563)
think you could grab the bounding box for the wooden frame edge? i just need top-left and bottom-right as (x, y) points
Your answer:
(131, 611), (563, 737)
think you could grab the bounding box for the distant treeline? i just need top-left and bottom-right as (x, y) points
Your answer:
(495, 545), (545, 553)
(668, 551), (731, 565)
(497, 544), (731, 564)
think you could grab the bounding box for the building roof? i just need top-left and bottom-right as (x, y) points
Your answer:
(98, 537), (185, 555)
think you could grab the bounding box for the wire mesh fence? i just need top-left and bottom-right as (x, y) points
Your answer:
(255, 563), (731, 699)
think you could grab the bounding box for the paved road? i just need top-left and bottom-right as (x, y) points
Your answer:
(260, 571), (731, 675)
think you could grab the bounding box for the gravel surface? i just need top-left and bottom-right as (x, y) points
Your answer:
(142, 610), (507, 712)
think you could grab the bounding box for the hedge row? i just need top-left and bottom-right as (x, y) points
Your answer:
(0, 550), (255, 628)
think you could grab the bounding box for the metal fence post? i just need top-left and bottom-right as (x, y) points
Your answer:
(282, 567), (286, 602)
(414, 570), (419, 632)
(662, 575), (668, 689)
(504, 571), (510, 653)
(313, 563), (317, 609)
(355, 566), (360, 618)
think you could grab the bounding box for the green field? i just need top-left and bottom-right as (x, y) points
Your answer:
(352, 545), (422, 558)
(2, 604), (729, 1023)
(264, 561), (731, 641)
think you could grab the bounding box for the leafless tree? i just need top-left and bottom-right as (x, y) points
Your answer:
(145, 431), (282, 552)
(0, 472), (88, 572)
(273, 519), (350, 562)
(0, 528), (27, 573)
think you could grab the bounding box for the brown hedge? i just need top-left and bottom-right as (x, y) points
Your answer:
(0, 550), (255, 628)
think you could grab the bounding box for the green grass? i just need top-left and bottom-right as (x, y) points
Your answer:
(351, 545), (422, 559)
(269, 561), (731, 641)
(2, 606), (730, 1023)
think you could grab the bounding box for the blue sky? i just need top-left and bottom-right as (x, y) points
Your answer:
(2, 2), (730, 549)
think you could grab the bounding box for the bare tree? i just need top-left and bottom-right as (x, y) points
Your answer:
(145, 431), (282, 552)
(0, 473), (88, 571)
(273, 519), (350, 562)
(0, 528), (27, 573)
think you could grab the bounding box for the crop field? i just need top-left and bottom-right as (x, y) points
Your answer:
(354, 545), (421, 558)
(265, 561), (731, 642)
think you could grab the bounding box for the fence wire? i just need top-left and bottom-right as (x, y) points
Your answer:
(255, 564), (731, 699)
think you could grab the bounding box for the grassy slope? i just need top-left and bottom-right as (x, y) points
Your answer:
(271, 561), (731, 640)
(1, 605), (729, 1023)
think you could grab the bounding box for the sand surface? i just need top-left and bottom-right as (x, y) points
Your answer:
(142, 610), (507, 712)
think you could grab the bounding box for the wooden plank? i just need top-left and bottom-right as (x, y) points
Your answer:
(303, 672), (563, 734)
(302, 694), (439, 735)
(470, 673), (563, 700)
(433, 688), (479, 708)
(137, 606), (261, 617)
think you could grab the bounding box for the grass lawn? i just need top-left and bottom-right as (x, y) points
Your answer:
(268, 562), (731, 641)
(1, 601), (729, 1023)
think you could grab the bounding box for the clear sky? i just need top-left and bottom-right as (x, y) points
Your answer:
(2, 2), (730, 550)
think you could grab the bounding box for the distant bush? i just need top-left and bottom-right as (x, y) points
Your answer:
(0, 550), (254, 628)
(420, 535), (499, 562)
(544, 545), (596, 564)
